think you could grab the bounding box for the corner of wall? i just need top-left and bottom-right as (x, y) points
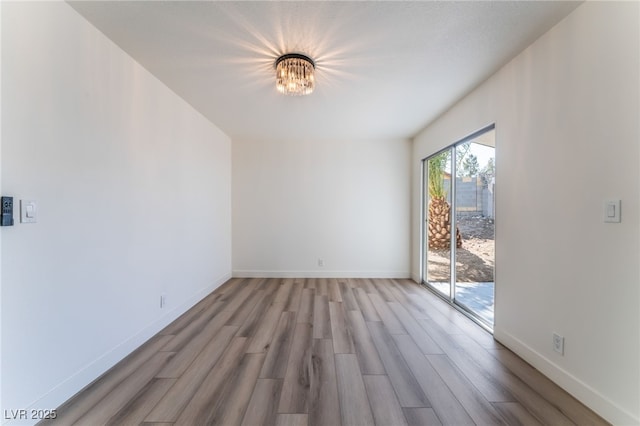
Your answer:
(29, 271), (231, 415)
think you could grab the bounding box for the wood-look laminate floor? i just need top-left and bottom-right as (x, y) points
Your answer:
(46, 278), (608, 426)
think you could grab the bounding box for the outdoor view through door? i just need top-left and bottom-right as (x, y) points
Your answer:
(423, 126), (495, 328)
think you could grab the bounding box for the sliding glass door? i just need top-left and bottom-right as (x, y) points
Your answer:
(422, 126), (495, 328)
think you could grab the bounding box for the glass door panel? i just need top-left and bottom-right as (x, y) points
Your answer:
(454, 135), (495, 326)
(425, 149), (453, 298)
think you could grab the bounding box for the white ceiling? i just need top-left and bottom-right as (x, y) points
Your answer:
(68, 1), (581, 141)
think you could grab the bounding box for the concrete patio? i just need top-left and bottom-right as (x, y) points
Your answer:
(428, 281), (495, 325)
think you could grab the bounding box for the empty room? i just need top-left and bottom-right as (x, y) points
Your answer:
(1, 1), (638, 425)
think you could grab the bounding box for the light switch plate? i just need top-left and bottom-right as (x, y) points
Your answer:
(20, 200), (37, 223)
(603, 200), (621, 223)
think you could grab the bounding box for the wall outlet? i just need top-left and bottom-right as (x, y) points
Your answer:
(553, 333), (564, 355)
(317, 258), (324, 267)
(160, 294), (167, 309)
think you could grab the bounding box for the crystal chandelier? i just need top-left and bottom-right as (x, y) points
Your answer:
(275, 53), (315, 96)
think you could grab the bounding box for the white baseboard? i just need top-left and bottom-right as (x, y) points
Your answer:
(11, 272), (231, 426)
(232, 270), (411, 279)
(494, 329), (639, 426)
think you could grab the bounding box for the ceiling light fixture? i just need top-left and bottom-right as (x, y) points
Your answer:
(275, 53), (315, 96)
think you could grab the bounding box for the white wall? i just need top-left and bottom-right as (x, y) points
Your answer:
(1, 2), (232, 419)
(412, 2), (639, 424)
(233, 136), (411, 278)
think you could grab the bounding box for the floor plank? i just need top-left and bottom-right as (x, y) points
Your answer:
(260, 311), (297, 379)
(403, 408), (442, 426)
(226, 289), (266, 327)
(172, 337), (249, 425)
(105, 378), (175, 426)
(278, 323), (313, 414)
(363, 375), (408, 426)
(366, 321), (430, 408)
(368, 292), (407, 335)
(241, 378), (282, 426)
(369, 278), (397, 302)
(74, 351), (175, 425)
(416, 318), (515, 402)
(426, 353), (508, 425)
(353, 277), (378, 293)
(236, 279), (280, 338)
(145, 325), (238, 422)
(352, 287), (381, 322)
(297, 288), (315, 324)
(51, 334), (173, 425)
(345, 310), (385, 375)
(388, 301), (443, 354)
(308, 339), (341, 426)
(275, 414), (308, 426)
(158, 291), (219, 336)
(337, 280), (358, 311)
(274, 279), (294, 304)
(329, 301), (355, 354)
(335, 354), (374, 426)
(246, 301), (286, 353)
(159, 300), (225, 352)
(312, 295), (332, 339)
(140, 422), (176, 426)
(387, 279), (432, 319)
(218, 278), (257, 304)
(328, 278), (343, 302)
(393, 334), (475, 425)
(195, 352), (266, 425)
(222, 278), (265, 315)
(315, 278), (328, 297)
(493, 401), (543, 426)
(304, 278), (316, 290)
(156, 308), (234, 378)
(283, 282), (304, 312)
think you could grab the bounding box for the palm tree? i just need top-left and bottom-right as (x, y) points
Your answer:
(427, 152), (461, 250)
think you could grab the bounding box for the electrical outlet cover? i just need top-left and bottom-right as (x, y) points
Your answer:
(553, 333), (564, 355)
